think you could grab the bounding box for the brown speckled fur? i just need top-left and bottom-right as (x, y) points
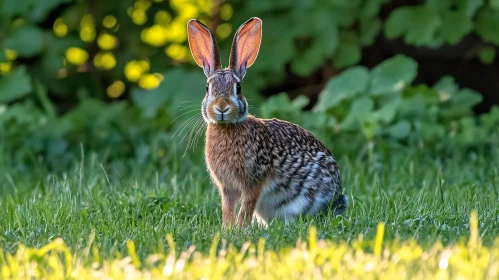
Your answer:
(206, 117), (272, 227)
(188, 17), (348, 228)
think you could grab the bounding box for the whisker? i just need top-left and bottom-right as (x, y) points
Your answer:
(178, 115), (202, 145)
(183, 117), (204, 157)
(178, 104), (200, 111)
(188, 118), (206, 153)
(186, 117), (203, 150)
(193, 119), (206, 144)
(170, 114), (200, 141)
(169, 108), (200, 125)
(177, 115), (202, 142)
(178, 102), (199, 108)
(194, 122), (207, 150)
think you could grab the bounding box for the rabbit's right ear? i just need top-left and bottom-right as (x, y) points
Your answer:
(229, 17), (262, 79)
(187, 19), (221, 77)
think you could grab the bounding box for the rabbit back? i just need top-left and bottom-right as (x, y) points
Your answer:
(254, 118), (345, 224)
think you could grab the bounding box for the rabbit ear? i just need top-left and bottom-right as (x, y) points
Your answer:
(187, 19), (222, 77)
(229, 17), (262, 79)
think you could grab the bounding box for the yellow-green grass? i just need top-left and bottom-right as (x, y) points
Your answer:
(1, 212), (498, 279)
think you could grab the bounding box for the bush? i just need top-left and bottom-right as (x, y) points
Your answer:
(0, 0), (498, 168)
(263, 55), (499, 155)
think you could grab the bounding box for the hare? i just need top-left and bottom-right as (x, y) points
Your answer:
(187, 17), (348, 228)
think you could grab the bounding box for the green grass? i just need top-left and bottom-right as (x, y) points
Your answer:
(1, 146), (499, 278)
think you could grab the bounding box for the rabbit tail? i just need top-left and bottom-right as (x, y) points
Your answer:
(332, 194), (349, 216)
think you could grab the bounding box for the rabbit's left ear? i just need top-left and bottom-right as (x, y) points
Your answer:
(187, 19), (222, 77)
(229, 17), (262, 79)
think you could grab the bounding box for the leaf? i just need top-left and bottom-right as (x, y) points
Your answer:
(481, 105), (499, 128)
(457, 117), (485, 145)
(475, 7), (499, 44)
(41, 51), (65, 76)
(261, 93), (309, 122)
(45, 34), (85, 53)
(452, 89), (483, 108)
(318, 24), (339, 56)
(0, 100), (43, 127)
(291, 39), (326, 77)
(433, 76), (458, 101)
(478, 47), (496, 64)
(492, 0), (499, 9)
(308, 7), (335, 31)
(362, 0), (390, 17)
(376, 98), (401, 124)
(384, 6), (441, 46)
(0, 0), (33, 16)
(329, 3), (359, 27)
(387, 120), (411, 139)
(370, 55), (418, 95)
(0, 66), (32, 103)
(359, 17), (382, 46)
(360, 116), (379, 140)
(259, 18), (294, 70)
(0, 48), (6, 63)
(301, 111), (331, 132)
(315, 67), (369, 112)
(34, 79), (57, 119)
(132, 69), (205, 118)
(425, 0), (454, 11)
(64, 99), (127, 129)
(333, 40), (361, 69)
(420, 121), (445, 141)
(31, 0), (65, 22)
(6, 25), (45, 57)
(432, 76), (475, 111)
(340, 97), (374, 131)
(441, 88), (483, 119)
(398, 95), (434, 119)
(440, 10), (473, 44)
(261, 93), (293, 118)
(457, 0), (485, 16)
(292, 95), (310, 109)
(404, 84), (440, 102)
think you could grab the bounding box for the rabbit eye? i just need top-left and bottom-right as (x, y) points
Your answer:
(236, 83), (241, 95)
(205, 83), (209, 93)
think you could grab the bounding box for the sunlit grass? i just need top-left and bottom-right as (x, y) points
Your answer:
(1, 213), (498, 279)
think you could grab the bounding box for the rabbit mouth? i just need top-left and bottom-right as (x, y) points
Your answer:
(212, 113), (243, 124)
(203, 112), (247, 125)
(215, 112), (231, 122)
(204, 97), (248, 124)
(211, 108), (248, 124)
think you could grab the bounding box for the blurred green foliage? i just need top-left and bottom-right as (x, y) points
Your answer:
(0, 0), (498, 170)
(264, 55), (499, 154)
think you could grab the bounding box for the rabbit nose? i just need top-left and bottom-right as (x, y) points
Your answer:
(214, 106), (230, 114)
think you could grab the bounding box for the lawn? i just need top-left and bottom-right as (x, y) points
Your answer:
(2, 0), (499, 278)
(1, 145), (498, 279)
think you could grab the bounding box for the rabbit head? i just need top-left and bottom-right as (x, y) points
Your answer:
(187, 17), (262, 124)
